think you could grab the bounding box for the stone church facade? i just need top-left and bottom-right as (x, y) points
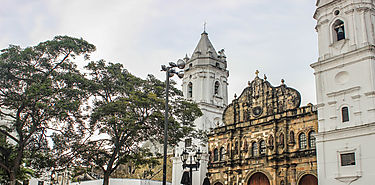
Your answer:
(207, 73), (318, 185)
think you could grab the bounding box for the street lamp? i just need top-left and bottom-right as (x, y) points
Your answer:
(180, 149), (203, 185)
(161, 59), (185, 185)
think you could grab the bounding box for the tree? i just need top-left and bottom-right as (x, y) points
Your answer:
(0, 36), (96, 184)
(81, 61), (202, 185)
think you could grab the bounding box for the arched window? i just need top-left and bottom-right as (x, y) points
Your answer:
(252, 142), (258, 157)
(220, 147), (225, 161)
(333, 19), (345, 41)
(188, 82), (193, 98)
(299, 133), (307, 150)
(342, 106), (349, 122)
(213, 148), (219, 161)
(214, 81), (220, 95)
(289, 131), (295, 144)
(309, 131), (316, 148)
(259, 140), (266, 155)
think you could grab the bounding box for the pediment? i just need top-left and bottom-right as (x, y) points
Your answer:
(223, 75), (301, 125)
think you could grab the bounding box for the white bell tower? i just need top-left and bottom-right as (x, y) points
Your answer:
(171, 31), (228, 185)
(311, 0), (375, 184)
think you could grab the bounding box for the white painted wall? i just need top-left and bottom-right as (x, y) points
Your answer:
(312, 0), (375, 184)
(172, 32), (228, 185)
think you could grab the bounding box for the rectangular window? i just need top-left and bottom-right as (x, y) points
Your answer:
(185, 138), (192, 148)
(341, 153), (355, 166)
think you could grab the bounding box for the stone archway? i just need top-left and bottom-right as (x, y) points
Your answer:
(298, 174), (318, 185)
(248, 172), (270, 185)
(214, 182), (224, 185)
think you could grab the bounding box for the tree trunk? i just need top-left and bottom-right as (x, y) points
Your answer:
(103, 172), (110, 185)
(9, 171), (16, 185)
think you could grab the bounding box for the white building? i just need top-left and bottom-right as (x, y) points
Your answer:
(311, 0), (375, 184)
(171, 31), (229, 185)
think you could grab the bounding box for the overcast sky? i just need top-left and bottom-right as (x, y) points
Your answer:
(1, 0), (318, 105)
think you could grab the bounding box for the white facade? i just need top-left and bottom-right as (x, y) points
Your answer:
(311, 0), (375, 184)
(171, 31), (228, 185)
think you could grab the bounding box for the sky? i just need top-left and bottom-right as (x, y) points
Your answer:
(0, 0), (318, 105)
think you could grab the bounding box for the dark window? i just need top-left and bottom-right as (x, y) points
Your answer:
(185, 138), (192, 148)
(342, 106), (349, 122)
(299, 133), (307, 149)
(216, 62), (220, 68)
(333, 19), (345, 41)
(341, 153), (356, 166)
(214, 81), (220, 95)
(309, 131), (316, 148)
(38, 181), (44, 185)
(280, 180), (285, 185)
(189, 63), (193, 68)
(213, 148), (219, 161)
(259, 140), (266, 155)
(252, 142), (258, 157)
(220, 147), (225, 161)
(188, 82), (193, 98)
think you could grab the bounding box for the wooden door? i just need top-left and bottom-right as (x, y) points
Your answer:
(248, 172), (270, 185)
(298, 174), (318, 185)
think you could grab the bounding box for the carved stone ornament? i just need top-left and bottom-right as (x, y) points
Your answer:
(223, 74), (301, 125)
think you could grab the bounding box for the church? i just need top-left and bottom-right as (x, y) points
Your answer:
(172, 0), (375, 185)
(207, 74), (318, 185)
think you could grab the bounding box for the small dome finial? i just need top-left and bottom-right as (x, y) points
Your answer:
(234, 93), (237, 99)
(281, 79), (285, 84)
(264, 74), (267, 80)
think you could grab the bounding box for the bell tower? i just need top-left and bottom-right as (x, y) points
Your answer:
(311, 0), (375, 184)
(172, 31), (229, 185)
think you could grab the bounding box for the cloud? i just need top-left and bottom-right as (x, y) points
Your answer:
(1, 0), (318, 105)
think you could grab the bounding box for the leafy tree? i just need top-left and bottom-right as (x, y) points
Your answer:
(0, 36), (95, 185)
(80, 61), (202, 185)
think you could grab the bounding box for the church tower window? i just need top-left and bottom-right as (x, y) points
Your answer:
(188, 82), (193, 98)
(342, 106), (349, 122)
(299, 133), (307, 150)
(214, 81), (220, 95)
(309, 131), (316, 148)
(333, 19), (345, 41)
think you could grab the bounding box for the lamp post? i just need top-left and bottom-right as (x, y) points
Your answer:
(180, 149), (203, 185)
(161, 59), (185, 185)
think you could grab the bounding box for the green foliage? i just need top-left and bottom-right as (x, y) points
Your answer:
(0, 36), (95, 182)
(79, 61), (202, 185)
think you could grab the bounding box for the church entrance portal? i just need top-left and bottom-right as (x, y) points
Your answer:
(214, 183), (223, 185)
(298, 174), (318, 185)
(248, 172), (270, 185)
